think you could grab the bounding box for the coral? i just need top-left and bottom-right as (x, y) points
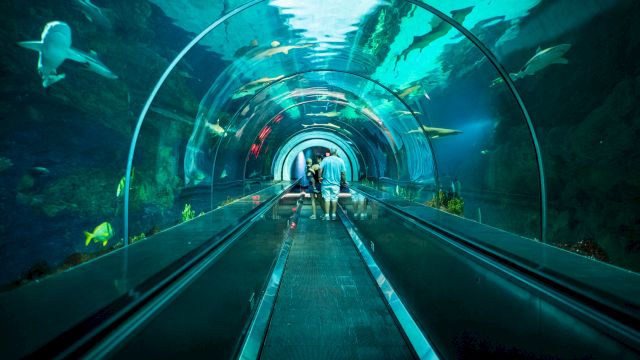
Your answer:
(130, 232), (146, 244)
(425, 190), (464, 216)
(221, 196), (239, 206)
(182, 203), (195, 222)
(555, 239), (609, 263)
(447, 197), (464, 216)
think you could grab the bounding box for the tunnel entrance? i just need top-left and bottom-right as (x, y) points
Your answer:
(272, 131), (360, 182)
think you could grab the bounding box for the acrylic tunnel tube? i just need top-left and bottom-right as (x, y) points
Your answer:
(126, 0), (544, 247)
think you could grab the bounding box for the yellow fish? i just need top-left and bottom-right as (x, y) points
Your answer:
(85, 222), (114, 246)
(254, 44), (312, 59)
(116, 168), (135, 197)
(206, 121), (226, 136)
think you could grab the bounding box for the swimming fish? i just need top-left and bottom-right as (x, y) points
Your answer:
(220, 169), (228, 179)
(396, 6), (474, 66)
(241, 105), (250, 116)
(398, 84), (421, 99)
(18, 21), (118, 87)
(116, 168), (135, 197)
(232, 75), (284, 99)
(480, 149), (490, 155)
(407, 126), (463, 138)
(248, 169), (261, 178)
(489, 76), (504, 88)
(28, 167), (50, 176)
(395, 110), (422, 116)
(72, 0), (112, 30)
(254, 44), (312, 59)
(301, 122), (341, 129)
(85, 221), (114, 246)
(510, 44), (572, 80)
(306, 111), (341, 118)
(206, 121), (226, 137)
(271, 40), (281, 47)
(239, 75), (284, 92)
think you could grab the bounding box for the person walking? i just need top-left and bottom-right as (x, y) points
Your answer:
(319, 148), (346, 220)
(306, 157), (322, 219)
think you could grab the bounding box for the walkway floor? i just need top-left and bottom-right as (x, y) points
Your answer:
(260, 205), (413, 359)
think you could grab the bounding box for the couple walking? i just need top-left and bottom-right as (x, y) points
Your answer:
(307, 148), (346, 220)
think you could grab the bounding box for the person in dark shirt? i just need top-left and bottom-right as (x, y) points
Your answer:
(306, 157), (322, 219)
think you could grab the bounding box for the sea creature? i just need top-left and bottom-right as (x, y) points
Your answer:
(239, 75), (284, 92)
(480, 149), (490, 155)
(398, 84), (421, 99)
(285, 88), (347, 102)
(396, 6), (474, 66)
(395, 110), (422, 116)
(240, 105), (250, 116)
(234, 39), (258, 58)
(301, 122), (341, 130)
(489, 77), (504, 88)
(206, 121), (226, 137)
(510, 44), (572, 80)
(248, 169), (261, 178)
(116, 168), (135, 197)
(407, 126), (463, 138)
(254, 44), (312, 59)
(28, 167), (50, 176)
(232, 75), (284, 99)
(271, 40), (281, 47)
(18, 21), (117, 87)
(84, 221), (113, 246)
(72, 0), (112, 30)
(220, 169), (228, 179)
(306, 111), (341, 118)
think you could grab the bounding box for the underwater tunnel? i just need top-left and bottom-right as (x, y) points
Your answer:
(0, 0), (639, 358)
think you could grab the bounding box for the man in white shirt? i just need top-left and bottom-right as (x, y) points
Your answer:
(319, 148), (346, 220)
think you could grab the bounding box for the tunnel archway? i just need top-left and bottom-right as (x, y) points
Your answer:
(272, 132), (361, 181)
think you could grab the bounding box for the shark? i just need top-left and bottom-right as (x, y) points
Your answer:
(396, 6), (474, 67)
(254, 44), (312, 59)
(232, 75), (284, 99)
(398, 84), (421, 99)
(407, 126), (462, 138)
(18, 21), (117, 87)
(72, 0), (112, 30)
(510, 44), (572, 80)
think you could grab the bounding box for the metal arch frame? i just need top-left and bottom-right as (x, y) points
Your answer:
(126, 0), (545, 243)
(406, 0), (547, 241)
